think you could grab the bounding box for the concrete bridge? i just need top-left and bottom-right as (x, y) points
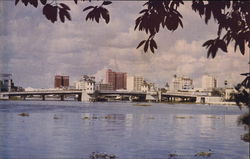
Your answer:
(0, 90), (147, 101)
(0, 90), (83, 101)
(0, 90), (199, 102)
(162, 92), (197, 102)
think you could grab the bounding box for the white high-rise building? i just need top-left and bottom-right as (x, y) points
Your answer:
(202, 75), (217, 91)
(126, 76), (144, 92)
(170, 75), (194, 91)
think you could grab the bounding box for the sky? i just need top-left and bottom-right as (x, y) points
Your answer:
(0, 1), (249, 89)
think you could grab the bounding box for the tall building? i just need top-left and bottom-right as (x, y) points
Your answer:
(54, 75), (69, 88)
(127, 76), (144, 92)
(170, 75), (194, 91)
(106, 69), (127, 90)
(202, 75), (217, 91)
(0, 74), (14, 92)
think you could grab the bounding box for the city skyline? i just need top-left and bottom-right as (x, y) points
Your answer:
(0, 1), (249, 89)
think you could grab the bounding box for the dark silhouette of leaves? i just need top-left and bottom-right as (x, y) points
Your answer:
(203, 38), (227, 58)
(84, 6), (110, 24)
(102, 1), (112, 6)
(14, 0), (250, 56)
(137, 40), (146, 49)
(100, 7), (110, 24)
(150, 39), (157, 53)
(59, 8), (71, 23)
(43, 4), (58, 23)
(144, 40), (149, 53)
(15, 0), (20, 5)
(135, 0), (184, 53)
(241, 76), (250, 89)
(83, 6), (94, 12)
(40, 0), (46, 5)
(60, 3), (70, 11)
(217, 39), (227, 52)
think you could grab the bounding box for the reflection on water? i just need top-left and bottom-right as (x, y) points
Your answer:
(0, 101), (249, 159)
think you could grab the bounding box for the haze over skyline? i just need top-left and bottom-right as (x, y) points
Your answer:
(0, 1), (249, 89)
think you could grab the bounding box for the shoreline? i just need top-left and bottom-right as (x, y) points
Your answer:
(0, 99), (239, 106)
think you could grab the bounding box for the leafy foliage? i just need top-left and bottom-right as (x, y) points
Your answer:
(135, 0), (183, 53)
(83, 1), (112, 24)
(235, 74), (250, 107)
(234, 73), (250, 142)
(15, 0), (250, 56)
(202, 38), (227, 58)
(192, 1), (250, 57)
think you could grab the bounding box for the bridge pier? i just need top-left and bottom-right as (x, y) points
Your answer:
(21, 95), (26, 100)
(81, 90), (92, 102)
(60, 95), (64, 101)
(77, 94), (82, 101)
(41, 95), (45, 101)
(158, 91), (162, 102)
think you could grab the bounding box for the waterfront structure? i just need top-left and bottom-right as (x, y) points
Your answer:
(106, 69), (127, 90)
(196, 96), (222, 104)
(224, 88), (236, 101)
(202, 75), (217, 91)
(141, 81), (157, 93)
(75, 75), (95, 93)
(0, 74), (14, 92)
(170, 75), (194, 91)
(126, 76), (144, 92)
(54, 75), (69, 88)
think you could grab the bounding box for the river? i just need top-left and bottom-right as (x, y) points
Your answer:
(0, 101), (249, 159)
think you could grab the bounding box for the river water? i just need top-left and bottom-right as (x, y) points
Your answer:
(0, 101), (249, 159)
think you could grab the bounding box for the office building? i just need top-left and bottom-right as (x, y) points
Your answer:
(202, 75), (217, 91)
(54, 75), (69, 88)
(170, 75), (194, 91)
(106, 69), (127, 90)
(0, 74), (14, 92)
(127, 76), (144, 92)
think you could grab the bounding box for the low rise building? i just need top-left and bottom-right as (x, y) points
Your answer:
(75, 75), (95, 93)
(196, 96), (223, 104)
(224, 88), (237, 101)
(141, 81), (157, 93)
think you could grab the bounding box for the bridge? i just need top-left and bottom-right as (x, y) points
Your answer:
(0, 90), (83, 101)
(0, 89), (200, 102)
(162, 92), (197, 102)
(0, 90), (147, 101)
